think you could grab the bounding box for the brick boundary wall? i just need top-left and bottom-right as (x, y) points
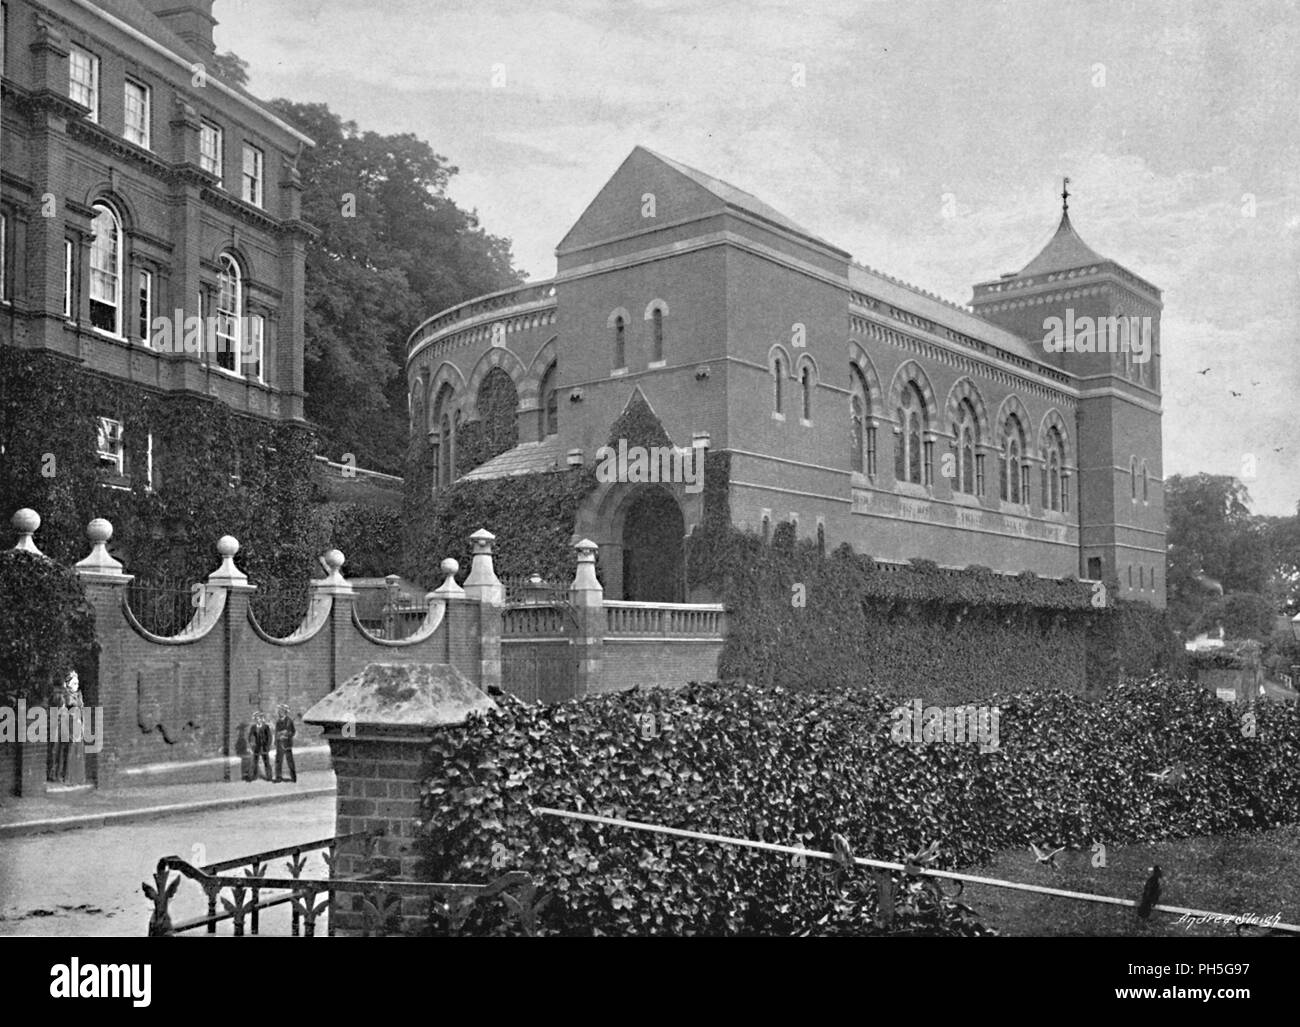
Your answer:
(5, 510), (726, 796)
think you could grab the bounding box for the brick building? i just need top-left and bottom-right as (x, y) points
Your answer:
(1, 0), (314, 457)
(406, 148), (1166, 608)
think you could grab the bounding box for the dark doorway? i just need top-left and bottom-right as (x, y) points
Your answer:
(621, 486), (685, 602)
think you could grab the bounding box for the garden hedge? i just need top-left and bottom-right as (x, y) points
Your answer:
(417, 676), (1300, 936)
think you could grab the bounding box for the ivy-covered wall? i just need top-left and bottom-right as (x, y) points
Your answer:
(684, 453), (1184, 701)
(0, 349), (320, 605)
(398, 437), (1184, 699)
(402, 437), (597, 588)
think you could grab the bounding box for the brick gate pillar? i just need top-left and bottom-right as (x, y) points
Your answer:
(304, 663), (496, 936)
(72, 517), (134, 791)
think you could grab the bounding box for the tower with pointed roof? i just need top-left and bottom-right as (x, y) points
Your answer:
(970, 185), (1164, 601)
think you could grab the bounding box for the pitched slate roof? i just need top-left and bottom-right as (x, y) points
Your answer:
(458, 436), (567, 481)
(638, 147), (845, 254)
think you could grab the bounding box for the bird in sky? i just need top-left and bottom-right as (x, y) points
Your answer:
(1230, 390), (1242, 397)
(1197, 367), (1212, 375)
(1030, 842), (1065, 869)
(1137, 865), (1163, 920)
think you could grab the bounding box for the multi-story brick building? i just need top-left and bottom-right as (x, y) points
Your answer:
(1, 0), (314, 465)
(406, 147), (1166, 607)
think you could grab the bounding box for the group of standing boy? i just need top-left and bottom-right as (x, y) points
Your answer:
(244, 704), (297, 783)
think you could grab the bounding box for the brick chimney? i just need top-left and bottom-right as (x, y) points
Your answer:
(138, 1), (218, 57)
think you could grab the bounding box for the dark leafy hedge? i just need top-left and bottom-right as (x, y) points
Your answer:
(417, 676), (1300, 936)
(0, 550), (98, 703)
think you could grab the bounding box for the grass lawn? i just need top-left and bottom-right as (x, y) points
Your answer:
(957, 825), (1300, 937)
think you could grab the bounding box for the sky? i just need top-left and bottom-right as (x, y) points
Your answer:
(217, 0), (1300, 516)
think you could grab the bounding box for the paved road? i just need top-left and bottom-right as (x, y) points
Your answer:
(0, 795), (336, 937)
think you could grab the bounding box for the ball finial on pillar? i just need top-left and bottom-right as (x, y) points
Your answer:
(208, 534), (249, 584)
(11, 509), (42, 555)
(75, 517), (125, 576)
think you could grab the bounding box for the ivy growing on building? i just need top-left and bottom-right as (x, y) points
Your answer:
(0, 349), (321, 632)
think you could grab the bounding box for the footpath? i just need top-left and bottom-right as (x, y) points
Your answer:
(0, 770), (335, 839)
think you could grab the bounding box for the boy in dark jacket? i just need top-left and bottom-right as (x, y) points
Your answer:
(249, 711), (273, 782)
(274, 704), (297, 783)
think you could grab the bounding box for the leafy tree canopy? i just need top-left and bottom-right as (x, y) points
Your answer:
(268, 98), (524, 475)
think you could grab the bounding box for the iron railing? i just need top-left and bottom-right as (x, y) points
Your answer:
(126, 575), (196, 637)
(143, 829), (545, 937)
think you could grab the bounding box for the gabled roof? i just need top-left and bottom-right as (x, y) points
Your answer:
(1018, 212), (1107, 276)
(637, 147), (844, 253)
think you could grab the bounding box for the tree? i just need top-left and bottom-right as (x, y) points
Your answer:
(268, 100), (524, 474)
(1165, 474), (1269, 631)
(211, 51), (249, 87)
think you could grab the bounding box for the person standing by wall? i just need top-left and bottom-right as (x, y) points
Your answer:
(249, 711), (273, 782)
(274, 704), (297, 783)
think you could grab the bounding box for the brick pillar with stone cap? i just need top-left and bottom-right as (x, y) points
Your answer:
(570, 538), (605, 697)
(303, 662), (497, 936)
(73, 518), (134, 790)
(201, 536), (257, 781)
(462, 529), (504, 693)
(313, 548), (355, 695)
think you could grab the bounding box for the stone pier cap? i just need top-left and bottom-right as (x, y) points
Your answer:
(304, 663), (497, 738)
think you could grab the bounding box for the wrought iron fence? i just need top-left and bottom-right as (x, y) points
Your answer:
(143, 829), (545, 937)
(357, 596), (433, 640)
(127, 574), (313, 638)
(126, 575), (197, 637)
(248, 577), (311, 638)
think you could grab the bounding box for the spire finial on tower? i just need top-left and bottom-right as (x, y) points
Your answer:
(1061, 176), (1071, 218)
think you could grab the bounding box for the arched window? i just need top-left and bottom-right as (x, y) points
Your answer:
(613, 315), (626, 369)
(800, 366), (812, 421)
(1044, 426), (1065, 511)
(1000, 415), (1025, 504)
(850, 364), (877, 478)
(215, 253), (242, 374)
(431, 384), (455, 488)
(851, 395), (864, 474)
(1142, 461), (1149, 502)
(773, 356), (784, 415)
(1130, 457), (1137, 499)
(651, 308), (664, 362)
(89, 201), (123, 334)
(895, 383), (927, 485)
(477, 367), (519, 460)
(952, 399), (977, 495)
(539, 362), (558, 437)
